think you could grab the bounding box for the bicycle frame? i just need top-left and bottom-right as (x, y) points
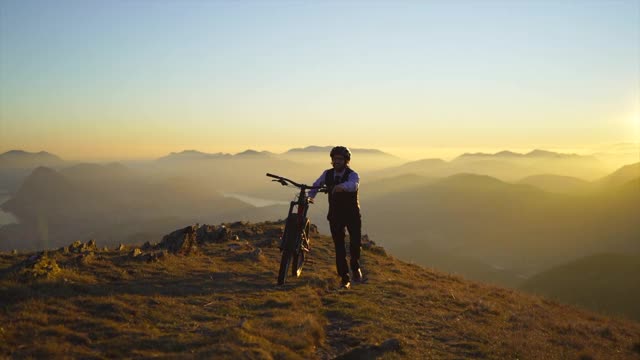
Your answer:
(266, 173), (326, 285)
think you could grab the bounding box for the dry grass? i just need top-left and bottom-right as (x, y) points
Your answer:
(1, 221), (639, 359)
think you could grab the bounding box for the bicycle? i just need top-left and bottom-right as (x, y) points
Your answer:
(266, 173), (327, 285)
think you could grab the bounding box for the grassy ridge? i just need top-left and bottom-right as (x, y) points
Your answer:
(1, 221), (639, 359)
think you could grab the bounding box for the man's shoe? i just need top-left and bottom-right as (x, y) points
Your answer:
(340, 280), (351, 289)
(352, 269), (363, 283)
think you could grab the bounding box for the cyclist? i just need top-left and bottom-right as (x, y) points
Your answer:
(308, 146), (362, 289)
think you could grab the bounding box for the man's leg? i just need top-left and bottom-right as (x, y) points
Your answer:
(346, 215), (362, 276)
(330, 219), (350, 282)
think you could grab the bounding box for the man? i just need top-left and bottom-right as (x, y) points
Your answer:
(308, 146), (362, 289)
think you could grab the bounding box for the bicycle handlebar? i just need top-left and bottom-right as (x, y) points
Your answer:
(266, 173), (327, 191)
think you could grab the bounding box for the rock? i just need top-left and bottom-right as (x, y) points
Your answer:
(231, 234), (240, 241)
(19, 253), (61, 280)
(130, 248), (142, 258)
(142, 241), (152, 250)
(78, 252), (95, 265)
(216, 226), (230, 242)
(361, 234), (376, 249)
(368, 245), (387, 257)
(117, 244), (126, 252)
(158, 225), (198, 255)
(11, 249), (18, 255)
(142, 250), (166, 262)
(309, 224), (319, 234)
(69, 240), (97, 254)
(69, 241), (83, 253)
(195, 224), (220, 243)
(231, 221), (249, 228)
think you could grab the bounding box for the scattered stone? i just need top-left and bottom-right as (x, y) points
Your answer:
(158, 225), (198, 255)
(142, 241), (153, 250)
(196, 224), (220, 242)
(19, 253), (61, 280)
(361, 234), (376, 249)
(231, 234), (240, 241)
(231, 221), (249, 228)
(361, 234), (386, 256)
(309, 224), (319, 234)
(367, 246), (387, 257)
(69, 239), (97, 254)
(11, 249), (18, 255)
(142, 250), (167, 263)
(117, 244), (126, 252)
(77, 252), (95, 265)
(130, 248), (142, 258)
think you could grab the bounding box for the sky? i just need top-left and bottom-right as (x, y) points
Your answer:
(1, 0), (639, 161)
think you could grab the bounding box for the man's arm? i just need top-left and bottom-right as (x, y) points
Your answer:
(307, 170), (328, 199)
(334, 171), (359, 192)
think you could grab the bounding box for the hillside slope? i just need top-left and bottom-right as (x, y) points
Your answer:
(521, 253), (640, 321)
(1, 221), (639, 359)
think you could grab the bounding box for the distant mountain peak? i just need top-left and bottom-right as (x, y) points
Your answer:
(235, 149), (274, 157)
(285, 146), (394, 157)
(456, 149), (585, 160)
(0, 150), (62, 160)
(157, 150), (232, 161)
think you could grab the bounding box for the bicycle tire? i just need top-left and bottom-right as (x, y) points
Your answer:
(277, 249), (293, 285)
(278, 216), (299, 285)
(291, 219), (310, 278)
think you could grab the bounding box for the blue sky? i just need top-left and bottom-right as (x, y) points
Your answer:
(1, 0), (638, 160)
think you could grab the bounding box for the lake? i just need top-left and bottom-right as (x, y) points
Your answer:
(222, 193), (289, 207)
(0, 194), (18, 225)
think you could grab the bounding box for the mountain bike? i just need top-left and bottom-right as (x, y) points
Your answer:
(266, 173), (327, 285)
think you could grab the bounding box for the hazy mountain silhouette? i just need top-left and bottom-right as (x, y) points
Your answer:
(0, 165), (254, 251)
(280, 146), (405, 171)
(517, 174), (593, 194)
(284, 145), (395, 156)
(362, 165), (640, 286)
(0, 150), (65, 169)
(156, 150), (233, 161)
(521, 253), (640, 321)
(371, 149), (609, 182)
(0, 150), (67, 193)
(595, 161), (640, 187)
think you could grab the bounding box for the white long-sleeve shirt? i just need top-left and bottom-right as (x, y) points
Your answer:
(308, 168), (360, 199)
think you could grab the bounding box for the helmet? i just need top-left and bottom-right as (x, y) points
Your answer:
(330, 146), (351, 161)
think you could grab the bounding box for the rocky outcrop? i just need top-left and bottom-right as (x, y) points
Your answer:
(158, 225), (198, 255)
(19, 252), (61, 280)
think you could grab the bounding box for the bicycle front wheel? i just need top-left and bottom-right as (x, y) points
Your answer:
(277, 249), (293, 285)
(291, 219), (310, 278)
